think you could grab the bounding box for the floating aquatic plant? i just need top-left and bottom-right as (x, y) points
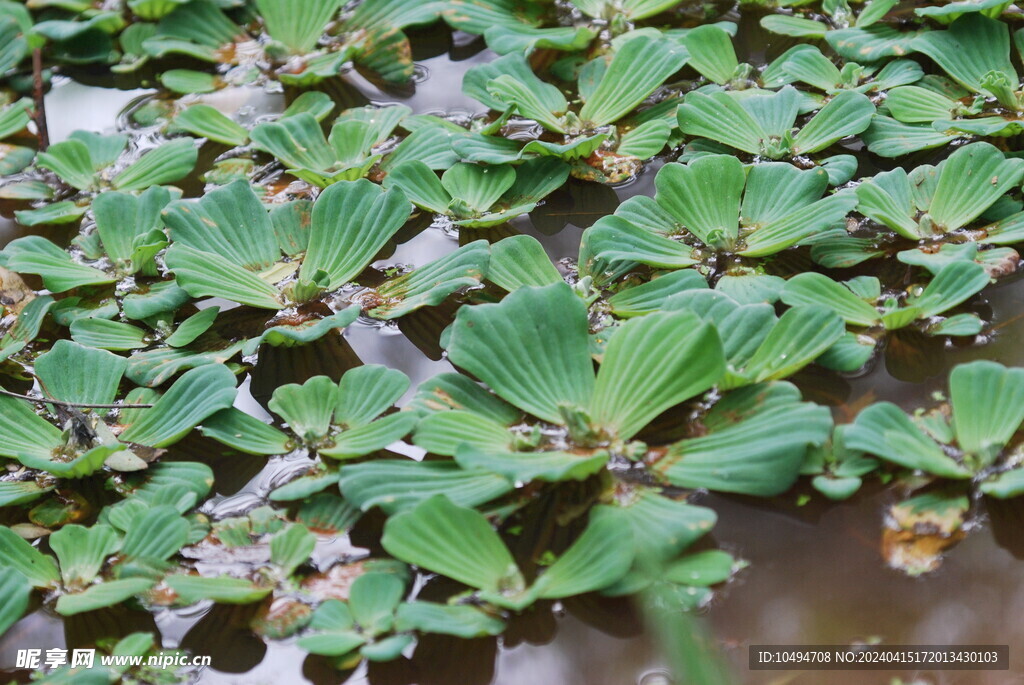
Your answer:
(584, 155), (856, 273)
(162, 179), (489, 343)
(459, 36), (687, 182)
(677, 85), (873, 184)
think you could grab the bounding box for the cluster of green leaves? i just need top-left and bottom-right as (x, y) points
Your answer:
(5, 0), (440, 88)
(8, 0), (1024, 676)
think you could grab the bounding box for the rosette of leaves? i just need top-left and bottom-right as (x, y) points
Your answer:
(0, 503), (193, 625)
(676, 85), (874, 184)
(248, 105), (459, 187)
(801, 426), (878, 501)
(408, 282), (727, 483)
(852, 143), (1024, 251)
(661, 288), (847, 388)
(161, 180), (490, 346)
(458, 36), (688, 183)
(13, 131), (197, 226)
(863, 15), (1024, 155)
(1, 186), (179, 294)
(846, 360), (1024, 498)
(298, 564), (505, 665)
(378, 494), (636, 611)
(583, 155), (856, 275)
(384, 158), (569, 228)
(199, 365), (418, 499)
(0, 340), (237, 479)
(767, 44), (923, 95)
(781, 263), (990, 369)
(140, 0), (440, 86)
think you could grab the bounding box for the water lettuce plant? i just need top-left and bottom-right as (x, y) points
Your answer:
(460, 36), (687, 182)
(782, 263), (989, 337)
(140, 0), (439, 85)
(864, 16), (1024, 154)
(584, 155), (856, 272)
(847, 361), (1024, 498)
(249, 105), (460, 187)
(14, 132), (196, 226)
(677, 86), (874, 184)
(385, 158), (569, 228)
(162, 179), (489, 341)
(200, 365), (416, 490)
(0, 340), (237, 477)
(856, 142), (1024, 243)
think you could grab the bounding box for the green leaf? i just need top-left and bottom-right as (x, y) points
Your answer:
(269, 375), (336, 442)
(488, 235), (562, 292)
(414, 411), (514, 456)
(928, 143), (1024, 232)
(656, 383), (833, 495)
(911, 261), (989, 317)
(912, 14), (1015, 95)
(50, 523), (119, 586)
(578, 36), (688, 126)
(35, 340), (127, 405)
(113, 138), (197, 191)
(656, 156), (744, 250)
(760, 15), (828, 38)
(298, 601), (364, 656)
(949, 361), (1024, 464)
(199, 408), (291, 455)
(121, 505), (188, 561)
(368, 240), (489, 319)
(782, 273), (880, 326)
(119, 364), (237, 447)
(446, 283), (594, 424)
(395, 601), (505, 638)
(846, 403), (970, 478)
(166, 575), (272, 604)
(3, 236), (115, 292)
(791, 90), (875, 155)
(0, 526), (61, 587)
(532, 512), (633, 598)
(163, 180), (279, 270)
(0, 395), (64, 463)
(339, 460), (513, 514)
(677, 90), (766, 156)
(680, 25), (737, 84)
(56, 578), (155, 616)
(591, 310), (724, 440)
(270, 524), (315, 575)
(737, 306), (846, 384)
(165, 307), (220, 348)
(381, 495), (525, 599)
(36, 139), (99, 190)
(159, 69), (218, 94)
(302, 180), (411, 289)
(454, 446), (608, 482)
(164, 244), (283, 309)
(594, 491), (716, 560)
(174, 104), (249, 146)
(256, 0), (342, 53)
(93, 186), (173, 271)
(349, 572), (404, 636)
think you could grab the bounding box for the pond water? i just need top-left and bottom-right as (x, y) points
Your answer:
(2, 16), (1023, 685)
